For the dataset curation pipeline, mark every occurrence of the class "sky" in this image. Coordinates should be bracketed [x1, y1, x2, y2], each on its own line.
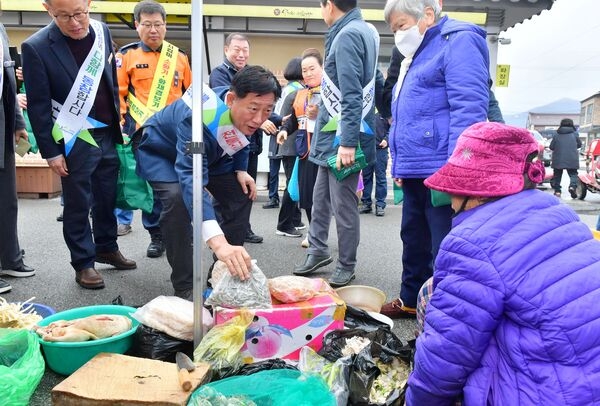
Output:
[495, 0, 600, 114]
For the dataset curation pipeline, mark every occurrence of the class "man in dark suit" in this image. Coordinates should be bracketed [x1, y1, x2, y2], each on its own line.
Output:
[22, 0, 136, 290]
[0, 23, 35, 294]
[135, 66, 281, 299]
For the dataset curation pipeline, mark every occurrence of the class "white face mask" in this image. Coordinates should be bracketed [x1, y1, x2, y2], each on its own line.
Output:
[394, 23, 424, 58]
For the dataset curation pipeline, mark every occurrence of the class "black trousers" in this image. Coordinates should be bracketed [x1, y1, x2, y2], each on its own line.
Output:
[277, 156, 302, 231]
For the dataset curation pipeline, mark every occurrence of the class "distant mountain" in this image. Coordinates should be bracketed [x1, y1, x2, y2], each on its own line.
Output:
[501, 98, 581, 129]
[528, 98, 581, 114]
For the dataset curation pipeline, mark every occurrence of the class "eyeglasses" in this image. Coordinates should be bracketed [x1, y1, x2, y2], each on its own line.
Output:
[140, 22, 166, 29]
[53, 10, 89, 23]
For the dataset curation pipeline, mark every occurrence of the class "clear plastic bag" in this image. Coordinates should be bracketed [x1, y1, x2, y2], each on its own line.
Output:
[269, 276, 321, 303]
[205, 260, 272, 309]
[0, 329, 45, 406]
[193, 310, 254, 380]
[298, 346, 351, 406]
[130, 295, 213, 341]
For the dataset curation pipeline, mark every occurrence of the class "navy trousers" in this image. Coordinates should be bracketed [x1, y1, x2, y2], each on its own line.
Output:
[399, 178, 453, 308]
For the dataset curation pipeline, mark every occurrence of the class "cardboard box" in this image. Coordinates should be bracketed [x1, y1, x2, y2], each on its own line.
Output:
[214, 290, 346, 362]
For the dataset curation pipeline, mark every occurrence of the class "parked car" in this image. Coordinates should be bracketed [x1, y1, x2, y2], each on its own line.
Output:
[530, 130, 552, 167]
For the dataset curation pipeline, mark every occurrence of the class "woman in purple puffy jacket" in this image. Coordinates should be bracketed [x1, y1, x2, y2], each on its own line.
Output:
[407, 122, 600, 406]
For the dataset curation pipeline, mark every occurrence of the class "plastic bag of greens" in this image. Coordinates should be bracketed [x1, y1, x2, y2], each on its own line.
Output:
[0, 329, 45, 406]
[319, 327, 412, 405]
[189, 369, 335, 406]
[193, 310, 253, 380]
[187, 386, 257, 406]
[205, 260, 272, 309]
[298, 346, 351, 406]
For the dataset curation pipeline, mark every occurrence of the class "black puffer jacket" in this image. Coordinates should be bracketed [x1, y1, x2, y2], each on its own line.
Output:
[550, 125, 582, 169]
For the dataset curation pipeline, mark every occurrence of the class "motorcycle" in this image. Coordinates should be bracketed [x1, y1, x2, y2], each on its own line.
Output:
[576, 140, 600, 200]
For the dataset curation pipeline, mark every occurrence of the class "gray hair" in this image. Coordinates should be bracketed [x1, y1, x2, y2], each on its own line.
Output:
[134, 0, 166, 22]
[384, 0, 442, 25]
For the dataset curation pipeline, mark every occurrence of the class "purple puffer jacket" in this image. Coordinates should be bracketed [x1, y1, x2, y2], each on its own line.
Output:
[407, 189, 600, 405]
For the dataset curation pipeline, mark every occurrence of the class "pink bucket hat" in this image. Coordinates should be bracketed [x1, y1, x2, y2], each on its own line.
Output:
[424, 122, 545, 197]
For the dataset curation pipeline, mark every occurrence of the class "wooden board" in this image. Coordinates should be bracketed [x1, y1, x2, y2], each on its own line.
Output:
[52, 353, 210, 406]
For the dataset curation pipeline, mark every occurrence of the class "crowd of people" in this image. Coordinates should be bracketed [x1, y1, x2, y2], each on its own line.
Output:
[2, 0, 599, 403]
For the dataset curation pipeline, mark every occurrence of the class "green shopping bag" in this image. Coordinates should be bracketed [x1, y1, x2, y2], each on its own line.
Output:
[115, 139, 154, 213]
[327, 146, 368, 181]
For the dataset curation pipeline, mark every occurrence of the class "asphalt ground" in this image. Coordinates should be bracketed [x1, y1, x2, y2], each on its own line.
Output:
[8, 169, 600, 405]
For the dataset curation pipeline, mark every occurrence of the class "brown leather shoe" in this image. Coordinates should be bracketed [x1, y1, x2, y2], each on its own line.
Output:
[95, 250, 137, 270]
[75, 268, 105, 289]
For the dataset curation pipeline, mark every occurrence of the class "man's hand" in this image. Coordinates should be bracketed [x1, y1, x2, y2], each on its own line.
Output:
[260, 119, 277, 135]
[47, 156, 69, 177]
[16, 93, 27, 110]
[14, 129, 28, 146]
[236, 171, 257, 200]
[208, 234, 252, 280]
[276, 130, 288, 145]
[336, 145, 356, 170]
[15, 67, 23, 82]
[379, 139, 388, 148]
[394, 178, 403, 187]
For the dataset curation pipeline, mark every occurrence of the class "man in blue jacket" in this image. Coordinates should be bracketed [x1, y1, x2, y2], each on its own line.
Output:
[293, 0, 380, 287]
[135, 66, 281, 300]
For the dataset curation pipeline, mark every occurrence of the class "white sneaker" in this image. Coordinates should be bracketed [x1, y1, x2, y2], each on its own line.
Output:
[117, 224, 132, 236]
[301, 237, 309, 248]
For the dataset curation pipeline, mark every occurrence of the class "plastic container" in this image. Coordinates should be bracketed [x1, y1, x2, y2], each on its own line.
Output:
[31, 303, 56, 318]
[36, 305, 138, 375]
[335, 285, 386, 313]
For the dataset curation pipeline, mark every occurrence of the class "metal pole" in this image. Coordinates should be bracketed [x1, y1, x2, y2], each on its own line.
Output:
[191, 0, 205, 348]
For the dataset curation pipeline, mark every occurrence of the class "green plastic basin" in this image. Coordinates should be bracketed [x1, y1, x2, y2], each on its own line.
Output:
[36, 305, 139, 375]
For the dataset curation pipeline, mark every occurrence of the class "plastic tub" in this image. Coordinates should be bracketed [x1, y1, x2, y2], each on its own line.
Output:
[335, 285, 387, 313]
[31, 303, 56, 318]
[35, 305, 138, 375]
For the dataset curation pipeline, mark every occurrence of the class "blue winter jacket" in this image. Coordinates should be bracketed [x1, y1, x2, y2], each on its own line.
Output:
[390, 16, 489, 178]
[407, 189, 600, 405]
[309, 8, 379, 167]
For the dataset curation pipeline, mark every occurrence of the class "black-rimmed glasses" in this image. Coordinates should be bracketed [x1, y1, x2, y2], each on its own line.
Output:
[53, 10, 89, 23]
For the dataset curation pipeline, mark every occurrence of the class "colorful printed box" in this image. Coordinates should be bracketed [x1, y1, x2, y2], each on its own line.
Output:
[214, 290, 346, 362]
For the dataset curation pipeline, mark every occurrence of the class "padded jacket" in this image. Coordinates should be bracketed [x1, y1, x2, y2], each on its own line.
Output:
[407, 189, 600, 405]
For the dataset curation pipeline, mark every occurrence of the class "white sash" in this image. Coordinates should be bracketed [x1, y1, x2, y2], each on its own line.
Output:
[320, 22, 379, 136]
[182, 84, 249, 157]
[53, 19, 106, 155]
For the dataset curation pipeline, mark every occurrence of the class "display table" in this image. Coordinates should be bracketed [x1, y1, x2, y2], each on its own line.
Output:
[15, 153, 61, 198]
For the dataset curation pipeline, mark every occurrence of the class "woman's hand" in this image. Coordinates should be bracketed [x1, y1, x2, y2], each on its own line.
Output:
[276, 130, 288, 145]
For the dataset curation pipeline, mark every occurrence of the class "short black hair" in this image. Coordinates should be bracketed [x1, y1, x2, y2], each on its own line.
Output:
[283, 57, 303, 82]
[319, 0, 357, 12]
[225, 33, 250, 46]
[134, 0, 166, 22]
[231, 65, 281, 100]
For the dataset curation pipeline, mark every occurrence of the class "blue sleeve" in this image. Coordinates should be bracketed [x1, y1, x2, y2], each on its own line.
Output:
[232, 145, 250, 172]
[444, 31, 490, 157]
[407, 237, 504, 404]
[208, 66, 232, 89]
[174, 119, 216, 222]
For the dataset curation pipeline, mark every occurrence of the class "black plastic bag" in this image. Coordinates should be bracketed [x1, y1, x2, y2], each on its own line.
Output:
[130, 324, 193, 363]
[344, 305, 392, 331]
[319, 327, 412, 406]
[237, 358, 297, 375]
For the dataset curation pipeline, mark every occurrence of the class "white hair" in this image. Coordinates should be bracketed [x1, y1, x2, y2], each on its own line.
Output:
[384, 0, 442, 24]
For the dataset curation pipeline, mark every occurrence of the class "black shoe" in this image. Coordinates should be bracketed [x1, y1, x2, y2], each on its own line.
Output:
[147, 235, 165, 258]
[328, 268, 356, 287]
[56, 211, 63, 222]
[262, 198, 280, 209]
[375, 206, 385, 217]
[0, 278, 12, 294]
[568, 187, 577, 199]
[174, 288, 193, 301]
[359, 205, 372, 214]
[1, 264, 35, 278]
[276, 228, 302, 238]
[245, 231, 264, 244]
[293, 254, 333, 276]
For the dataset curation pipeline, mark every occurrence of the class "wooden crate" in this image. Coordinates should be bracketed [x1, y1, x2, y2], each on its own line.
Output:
[15, 153, 62, 197]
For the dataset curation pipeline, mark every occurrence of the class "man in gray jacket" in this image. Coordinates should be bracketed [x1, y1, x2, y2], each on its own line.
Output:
[293, 0, 379, 287]
[0, 23, 35, 293]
